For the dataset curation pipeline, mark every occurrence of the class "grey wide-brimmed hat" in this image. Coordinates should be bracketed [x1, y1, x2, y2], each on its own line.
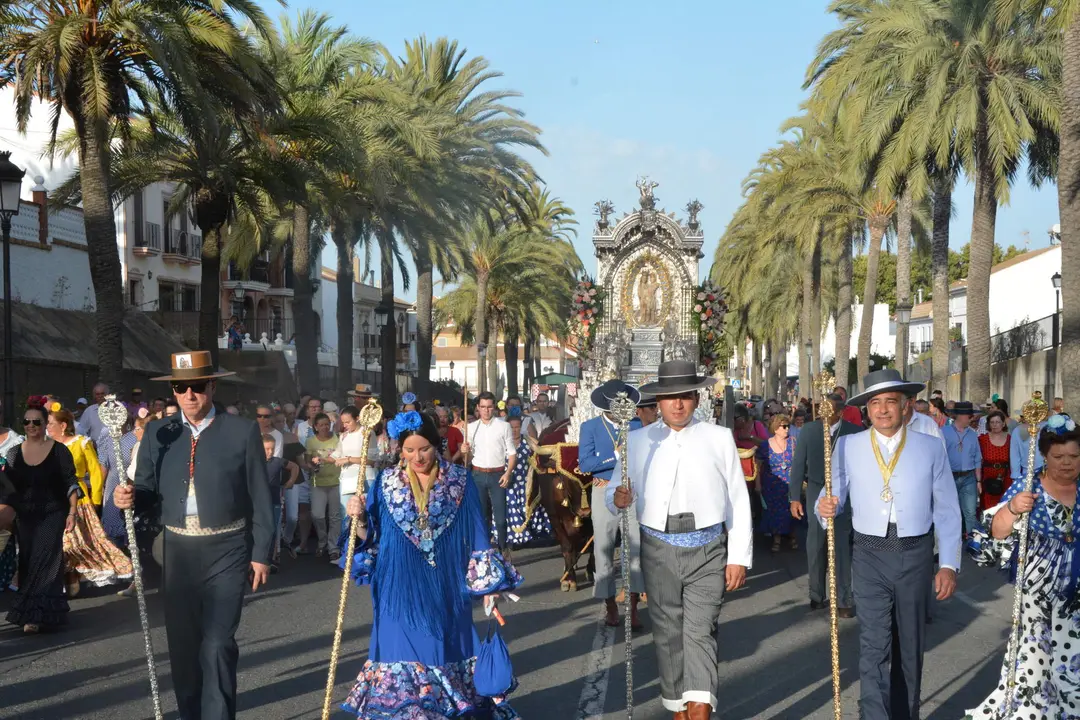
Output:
[590, 379, 641, 411]
[638, 360, 718, 396]
[847, 368, 925, 406]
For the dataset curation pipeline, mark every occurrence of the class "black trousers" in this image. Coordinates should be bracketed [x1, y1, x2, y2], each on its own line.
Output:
[852, 528, 934, 720]
[805, 483, 854, 607]
[164, 529, 250, 720]
[472, 470, 507, 549]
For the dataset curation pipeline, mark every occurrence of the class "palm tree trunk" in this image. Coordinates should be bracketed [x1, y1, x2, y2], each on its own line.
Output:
[292, 205, 320, 395]
[522, 330, 534, 390]
[197, 225, 223, 369]
[764, 338, 774, 399]
[968, 136, 997, 404]
[505, 332, 519, 397]
[533, 337, 541, 381]
[857, 219, 887, 381]
[475, 270, 490, 392]
[932, 179, 952, 396]
[751, 339, 763, 397]
[811, 241, 823, 396]
[1060, 17, 1080, 396]
[78, 134, 126, 389]
[776, 330, 787, 401]
[894, 188, 913, 371]
[379, 230, 398, 410]
[415, 255, 434, 386]
[800, 261, 813, 401]
[334, 222, 355, 402]
[835, 230, 854, 393]
[487, 322, 500, 396]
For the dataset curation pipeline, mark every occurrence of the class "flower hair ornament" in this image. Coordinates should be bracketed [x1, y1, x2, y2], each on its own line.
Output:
[137, 407, 150, 420]
[1046, 413, 1076, 434]
[497, 400, 506, 411]
[48, 401, 62, 413]
[401, 392, 417, 406]
[507, 405, 523, 418]
[26, 395, 48, 409]
[387, 410, 423, 440]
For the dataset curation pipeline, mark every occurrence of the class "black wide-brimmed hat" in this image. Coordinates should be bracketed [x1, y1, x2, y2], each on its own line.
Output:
[638, 360, 717, 397]
[847, 368, 925, 407]
[948, 401, 977, 416]
[637, 393, 657, 408]
[590, 379, 641, 411]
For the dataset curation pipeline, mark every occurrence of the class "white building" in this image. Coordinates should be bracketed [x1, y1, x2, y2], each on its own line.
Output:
[315, 264, 417, 374]
[777, 302, 897, 377]
[905, 245, 1061, 355]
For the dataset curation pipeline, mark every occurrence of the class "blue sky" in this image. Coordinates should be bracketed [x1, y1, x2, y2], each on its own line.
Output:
[282, 0, 1061, 299]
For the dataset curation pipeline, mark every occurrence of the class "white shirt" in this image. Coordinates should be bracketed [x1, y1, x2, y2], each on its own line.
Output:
[606, 420, 754, 568]
[466, 418, 516, 469]
[267, 428, 283, 458]
[332, 429, 372, 495]
[874, 430, 903, 524]
[908, 411, 945, 448]
[181, 408, 216, 516]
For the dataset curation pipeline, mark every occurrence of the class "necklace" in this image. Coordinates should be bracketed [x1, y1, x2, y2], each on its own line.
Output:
[870, 425, 907, 503]
[407, 464, 436, 531]
[602, 415, 622, 450]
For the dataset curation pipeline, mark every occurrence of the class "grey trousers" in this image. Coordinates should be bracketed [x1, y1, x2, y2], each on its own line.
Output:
[640, 514, 727, 712]
[590, 483, 643, 598]
[806, 483, 854, 607]
[473, 470, 508, 550]
[852, 528, 934, 720]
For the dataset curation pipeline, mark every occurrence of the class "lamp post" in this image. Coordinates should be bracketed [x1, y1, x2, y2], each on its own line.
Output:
[374, 304, 388, 394]
[0, 152, 25, 429]
[362, 319, 370, 377]
[1052, 272, 1062, 348]
[449, 360, 455, 384]
[896, 300, 913, 371]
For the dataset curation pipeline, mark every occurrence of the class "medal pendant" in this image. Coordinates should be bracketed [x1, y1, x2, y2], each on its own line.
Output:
[421, 527, 433, 542]
[880, 487, 893, 503]
[417, 515, 428, 531]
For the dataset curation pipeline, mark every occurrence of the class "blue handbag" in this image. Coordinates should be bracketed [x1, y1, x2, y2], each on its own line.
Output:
[474, 619, 514, 697]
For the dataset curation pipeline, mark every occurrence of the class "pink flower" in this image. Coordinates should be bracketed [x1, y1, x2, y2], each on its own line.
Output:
[694, 304, 702, 313]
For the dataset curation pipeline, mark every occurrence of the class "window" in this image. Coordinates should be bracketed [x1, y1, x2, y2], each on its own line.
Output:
[181, 285, 199, 312]
[129, 279, 142, 307]
[437, 337, 448, 347]
[159, 282, 178, 312]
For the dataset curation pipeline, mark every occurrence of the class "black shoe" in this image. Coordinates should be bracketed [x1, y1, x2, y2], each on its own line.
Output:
[270, 563, 279, 575]
[837, 607, 856, 619]
[809, 600, 826, 611]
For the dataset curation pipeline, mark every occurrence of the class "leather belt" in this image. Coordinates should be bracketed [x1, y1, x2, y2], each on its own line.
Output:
[952, 469, 977, 477]
[472, 465, 504, 473]
[166, 516, 247, 537]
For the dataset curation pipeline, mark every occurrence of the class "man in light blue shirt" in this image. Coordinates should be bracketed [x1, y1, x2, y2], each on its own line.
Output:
[817, 369, 961, 720]
[942, 402, 982, 538]
[1011, 419, 1046, 483]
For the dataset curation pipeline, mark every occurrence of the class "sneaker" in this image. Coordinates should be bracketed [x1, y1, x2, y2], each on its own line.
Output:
[329, 549, 341, 563]
[315, 547, 325, 558]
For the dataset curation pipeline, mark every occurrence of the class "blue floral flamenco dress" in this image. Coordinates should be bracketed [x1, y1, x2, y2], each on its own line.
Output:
[965, 473, 1080, 719]
[502, 438, 552, 547]
[338, 459, 524, 719]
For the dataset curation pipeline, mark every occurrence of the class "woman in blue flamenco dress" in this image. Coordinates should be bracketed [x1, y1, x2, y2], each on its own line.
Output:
[965, 415, 1080, 719]
[340, 410, 523, 719]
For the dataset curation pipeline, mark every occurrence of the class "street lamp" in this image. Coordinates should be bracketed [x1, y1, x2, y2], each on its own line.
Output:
[0, 152, 25, 428]
[896, 299, 913, 370]
[362, 319, 370, 375]
[1052, 272, 1063, 347]
[449, 359, 455, 383]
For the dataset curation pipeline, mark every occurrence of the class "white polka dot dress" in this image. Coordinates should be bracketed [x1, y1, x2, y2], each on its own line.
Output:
[965, 485, 1080, 719]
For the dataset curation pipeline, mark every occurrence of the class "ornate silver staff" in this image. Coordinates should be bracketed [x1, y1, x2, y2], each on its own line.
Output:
[609, 390, 639, 719]
[99, 395, 162, 720]
[1004, 393, 1049, 709]
[814, 371, 841, 720]
[322, 399, 383, 720]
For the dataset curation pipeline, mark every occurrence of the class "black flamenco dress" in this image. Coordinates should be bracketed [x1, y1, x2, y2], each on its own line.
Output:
[2, 442, 79, 628]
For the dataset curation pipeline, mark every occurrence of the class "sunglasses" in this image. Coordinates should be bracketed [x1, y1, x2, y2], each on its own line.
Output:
[256, 413, 272, 419]
[23, 418, 43, 426]
[171, 381, 209, 395]
[780, 424, 790, 429]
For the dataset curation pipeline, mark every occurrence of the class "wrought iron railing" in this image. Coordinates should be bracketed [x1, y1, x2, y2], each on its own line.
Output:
[990, 313, 1057, 364]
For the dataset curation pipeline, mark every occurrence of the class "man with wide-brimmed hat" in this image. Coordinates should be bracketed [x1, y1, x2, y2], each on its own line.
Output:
[346, 383, 373, 409]
[578, 379, 645, 629]
[609, 360, 752, 720]
[817, 368, 962, 720]
[636, 392, 659, 427]
[114, 350, 273, 720]
[943, 401, 982, 540]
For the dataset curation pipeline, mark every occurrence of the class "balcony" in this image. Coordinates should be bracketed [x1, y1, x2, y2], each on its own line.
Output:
[223, 261, 270, 293]
[134, 222, 163, 257]
[163, 229, 201, 265]
[249, 316, 295, 344]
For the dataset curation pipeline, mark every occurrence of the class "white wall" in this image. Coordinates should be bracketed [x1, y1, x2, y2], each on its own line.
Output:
[989, 246, 1061, 333]
[784, 302, 896, 375]
[0, 200, 95, 310]
[120, 183, 204, 310]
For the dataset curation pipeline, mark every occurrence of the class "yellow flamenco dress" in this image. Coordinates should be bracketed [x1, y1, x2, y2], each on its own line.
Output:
[61, 435, 132, 587]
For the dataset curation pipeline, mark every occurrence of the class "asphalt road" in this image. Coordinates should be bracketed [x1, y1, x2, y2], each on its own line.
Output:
[0, 533, 1017, 720]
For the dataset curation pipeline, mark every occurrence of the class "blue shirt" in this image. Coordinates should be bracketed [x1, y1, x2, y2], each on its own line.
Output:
[181, 407, 216, 516]
[942, 424, 980, 472]
[1010, 422, 1046, 481]
[578, 414, 642, 481]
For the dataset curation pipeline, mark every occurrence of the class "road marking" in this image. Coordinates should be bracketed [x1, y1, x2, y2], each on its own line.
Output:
[576, 616, 616, 720]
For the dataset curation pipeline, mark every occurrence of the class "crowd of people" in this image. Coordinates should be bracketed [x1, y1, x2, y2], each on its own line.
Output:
[0, 349, 1076, 720]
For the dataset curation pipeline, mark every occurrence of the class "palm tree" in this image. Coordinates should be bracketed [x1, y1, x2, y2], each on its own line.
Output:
[996, 0, 1079, 395]
[381, 37, 544, 388]
[814, 0, 1059, 400]
[0, 0, 275, 386]
[256, 11, 378, 395]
